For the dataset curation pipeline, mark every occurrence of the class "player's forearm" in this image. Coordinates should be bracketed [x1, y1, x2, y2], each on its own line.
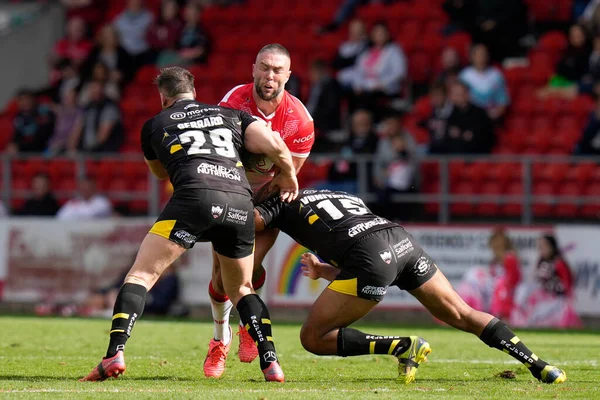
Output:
[317, 264, 341, 282]
[263, 137, 296, 177]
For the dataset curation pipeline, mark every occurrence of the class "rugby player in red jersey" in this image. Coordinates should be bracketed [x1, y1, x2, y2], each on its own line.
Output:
[203, 43, 314, 378]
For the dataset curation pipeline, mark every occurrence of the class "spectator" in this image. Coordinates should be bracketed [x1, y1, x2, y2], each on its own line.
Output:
[581, 0, 600, 36]
[47, 88, 84, 156]
[113, 0, 153, 67]
[575, 97, 600, 154]
[327, 109, 378, 191]
[50, 16, 93, 74]
[78, 61, 121, 105]
[17, 173, 60, 217]
[473, 0, 528, 62]
[0, 201, 6, 217]
[420, 82, 453, 149]
[60, 0, 104, 31]
[373, 114, 417, 220]
[307, 59, 343, 143]
[538, 24, 592, 100]
[51, 59, 81, 104]
[76, 266, 180, 317]
[6, 90, 55, 154]
[351, 22, 407, 115]
[147, 0, 184, 67]
[442, 0, 477, 36]
[457, 228, 521, 320]
[459, 44, 510, 122]
[333, 19, 369, 90]
[79, 25, 133, 90]
[318, 0, 397, 34]
[435, 46, 463, 84]
[177, 3, 211, 65]
[510, 235, 582, 328]
[56, 176, 112, 220]
[579, 35, 600, 96]
[67, 80, 124, 153]
[429, 81, 494, 154]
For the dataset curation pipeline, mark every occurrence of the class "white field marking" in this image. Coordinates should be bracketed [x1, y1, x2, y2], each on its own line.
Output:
[287, 354, 598, 366]
[2, 388, 397, 394]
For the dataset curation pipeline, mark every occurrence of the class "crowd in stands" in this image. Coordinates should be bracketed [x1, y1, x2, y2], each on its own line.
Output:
[2, 0, 600, 220]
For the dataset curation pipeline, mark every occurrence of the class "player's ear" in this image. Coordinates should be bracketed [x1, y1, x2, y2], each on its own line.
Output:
[251, 63, 256, 78]
[192, 87, 197, 99]
[159, 93, 167, 109]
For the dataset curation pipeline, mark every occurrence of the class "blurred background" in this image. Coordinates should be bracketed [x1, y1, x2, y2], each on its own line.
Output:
[0, 0, 598, 329]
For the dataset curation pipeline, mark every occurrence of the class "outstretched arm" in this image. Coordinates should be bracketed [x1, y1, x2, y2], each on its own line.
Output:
[301, 253, 341, 282]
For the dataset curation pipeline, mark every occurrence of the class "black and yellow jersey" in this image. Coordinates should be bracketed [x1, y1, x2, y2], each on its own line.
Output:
[256, 189, 398, 265]
[141, 99, 256, 196]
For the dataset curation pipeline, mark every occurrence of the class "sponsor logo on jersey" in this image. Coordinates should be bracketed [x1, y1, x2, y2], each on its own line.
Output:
[177, 116, 223, 130]
[211, 203, 224, 218]
[170, 112, 186, 120]
[173, 230, 197, 244]
[392, 238, 414, 258]
[379, 250, 392, 264]
[225, 207, 248, 225]
[361, 285, 388, 296]
[413, 256, 430, 276]
[184, 103, 199, 109]
[348, 217, 390, 237]
[197, 163, 241, 181]
[293, 133, 314, 144]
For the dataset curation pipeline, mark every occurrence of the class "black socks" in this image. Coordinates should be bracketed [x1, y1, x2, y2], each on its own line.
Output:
[337, 327, 411, 357]
[479, 318, 549, 378]
[236, 294, 277, 370]
[106, 283, 147, 358]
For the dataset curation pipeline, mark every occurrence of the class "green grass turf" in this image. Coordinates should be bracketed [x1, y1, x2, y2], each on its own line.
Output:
[0, 316, 597, 399]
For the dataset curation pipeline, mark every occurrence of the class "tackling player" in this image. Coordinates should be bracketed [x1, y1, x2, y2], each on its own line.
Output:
[204, 43, 315, 378]
[254, 189, 567, 384]
[80, 67, 299, 383]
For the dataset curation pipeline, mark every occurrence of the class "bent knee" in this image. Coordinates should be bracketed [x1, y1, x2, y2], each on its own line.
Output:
[299, 325, 324, 355]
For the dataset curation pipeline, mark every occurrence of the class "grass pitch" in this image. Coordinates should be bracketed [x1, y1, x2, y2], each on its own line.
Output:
[0, 316, 598, 399]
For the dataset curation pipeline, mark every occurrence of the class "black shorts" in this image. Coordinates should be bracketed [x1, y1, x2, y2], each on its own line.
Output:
[328, 227, 437, 301]
[149, 189, 254, 259]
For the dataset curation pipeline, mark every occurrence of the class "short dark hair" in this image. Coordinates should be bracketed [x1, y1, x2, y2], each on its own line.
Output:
[257, 43, 290, 59]
[154, 66, 195, 98]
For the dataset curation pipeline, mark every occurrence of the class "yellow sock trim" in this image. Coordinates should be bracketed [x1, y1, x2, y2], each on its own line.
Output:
[388, 339, 400, 355]
[261, 318, 271, 325]
[245, 324, 250, 331]
[510, 336, 520, 344]
[266, 336, 273, 342]
[109, 329, 125, 334]
[112, 313, 129, 321]
[369, 341, 376, 354]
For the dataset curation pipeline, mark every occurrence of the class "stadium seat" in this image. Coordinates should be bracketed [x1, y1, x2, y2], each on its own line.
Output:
[533, 182, 555, 217]
[566, 162, 596, 185]
[451, 181, 474, 216]
[555, 182, 580, 218]
[580, 183, 600, 218]
[538, 31, 568, 53]
[502, 182, 524, 217]
[475, 182, 503, 216]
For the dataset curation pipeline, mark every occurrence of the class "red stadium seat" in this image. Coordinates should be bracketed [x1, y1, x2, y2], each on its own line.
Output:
[475, 182, 503, 216]
[451, 181, 474, 216]
[566, 162, 596, 185]
[580, 183, 600, 218]
[555, 182, 580, 218]
[538, 31, 568, 53]
[502, 182, 524, 216]
[533, 182, 555, 217]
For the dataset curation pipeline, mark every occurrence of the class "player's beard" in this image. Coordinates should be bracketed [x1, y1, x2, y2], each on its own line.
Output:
[255, 79, 283, 101]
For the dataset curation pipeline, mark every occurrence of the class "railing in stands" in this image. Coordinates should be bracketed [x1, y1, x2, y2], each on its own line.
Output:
[1, 154, 598, 224]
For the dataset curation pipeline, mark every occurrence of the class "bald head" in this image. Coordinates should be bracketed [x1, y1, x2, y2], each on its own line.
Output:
[253, 44, 291, 101]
